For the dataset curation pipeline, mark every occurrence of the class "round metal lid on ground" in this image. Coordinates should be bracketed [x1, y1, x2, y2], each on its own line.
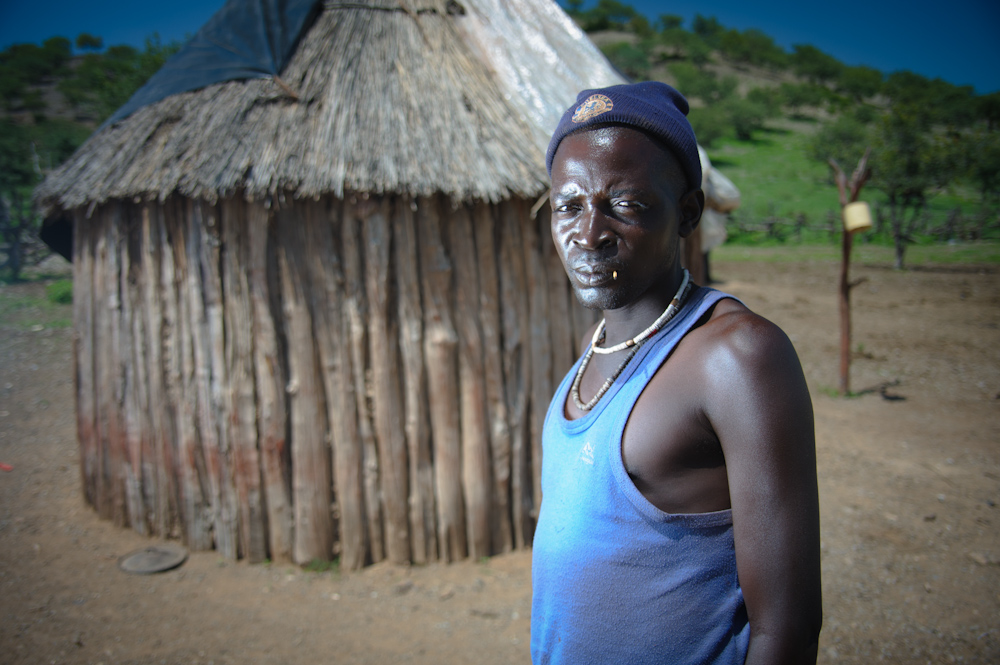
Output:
[118, 543, 188, 575]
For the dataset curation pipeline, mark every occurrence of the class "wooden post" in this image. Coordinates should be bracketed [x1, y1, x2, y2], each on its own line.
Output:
[106, 205, 128, 528]
[418, 196, 466, 562]
[137, 205, 172, 536]
[248, 202, 293, 563]
[221, 199, 267, 561]
[362, 196, 412, 565]
[392, 196, 436, 564]
[523, 207, 552, 527]
[830, 149, 871, 397]
[187, 201, 224, 553]
[120, 206, 148, 535]
[277, 207, 333, 565]
[92, 209, 113, 521]
[73, 210, 98, 510]
[153, 206, 182, 537]
[472, 203, 513, 554]
[498, 200, 532, 549]
[194, 201, 240, 558]
[449, 204, 492, 559]
[164, 201, 212, 550]
[309, 198, 368, 570]
[343, 198, 384, 563]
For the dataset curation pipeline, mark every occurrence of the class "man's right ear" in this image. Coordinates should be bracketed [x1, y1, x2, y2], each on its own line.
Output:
[678, 189, 704, 239]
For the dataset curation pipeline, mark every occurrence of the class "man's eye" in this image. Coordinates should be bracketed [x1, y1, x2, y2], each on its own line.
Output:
[615, 200, 642, 209]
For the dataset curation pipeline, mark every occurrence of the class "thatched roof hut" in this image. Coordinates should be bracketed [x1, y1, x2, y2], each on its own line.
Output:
[36, 0, 624, 568]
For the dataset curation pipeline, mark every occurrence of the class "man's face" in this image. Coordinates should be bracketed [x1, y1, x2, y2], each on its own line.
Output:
[549, 126, 702, 311]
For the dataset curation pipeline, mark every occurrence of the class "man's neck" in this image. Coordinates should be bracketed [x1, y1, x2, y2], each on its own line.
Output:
[601, 270, 689, 348]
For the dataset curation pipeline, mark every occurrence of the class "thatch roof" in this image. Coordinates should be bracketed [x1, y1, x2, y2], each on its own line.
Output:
[36, 0, 623, 215]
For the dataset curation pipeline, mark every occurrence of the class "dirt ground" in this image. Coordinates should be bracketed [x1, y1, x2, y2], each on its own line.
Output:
[1, 252, 998, 665]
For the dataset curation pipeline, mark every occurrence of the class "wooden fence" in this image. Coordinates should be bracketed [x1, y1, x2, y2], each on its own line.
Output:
[71, 193, 597, 568]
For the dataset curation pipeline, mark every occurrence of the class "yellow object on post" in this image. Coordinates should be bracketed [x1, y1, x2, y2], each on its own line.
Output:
[843, 201, 873, 234]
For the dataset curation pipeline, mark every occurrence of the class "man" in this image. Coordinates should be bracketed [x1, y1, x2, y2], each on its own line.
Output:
[531, 82, 822, 664]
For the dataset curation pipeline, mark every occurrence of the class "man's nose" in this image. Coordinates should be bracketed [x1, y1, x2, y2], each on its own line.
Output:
[574, 207, 614, 250]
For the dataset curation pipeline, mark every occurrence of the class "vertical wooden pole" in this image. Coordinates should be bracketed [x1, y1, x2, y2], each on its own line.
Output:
[829, 151, 871, 397]
[417, 196, 466, 562]
[180, 201, 217, 547]
[221, 199, 267, 561]
[838, 228, 853, 396]
[498, 200, 532, 549]
[72, 210, 98, 510]
[106, 205, 128, 527]
[195, 201, 239, 558]
[92, 209, 113, 520]
[362, 197, 411, 564]
[472, 203, 512, 554]
[523, 206, 552, 527]
[342, 198, 384, 563]
[449, 203, 492, 559]
[309, 198, 368, 570]
[247, 202, 293, 563]
[277, 205, 333, 565]
[155, 206, 182, 537]
[186, 201, 222, 552]
[120, 205, 148, 535]
[392, 196, 435, 564]
[164, 202, 212, 550]
[139, 205, 166, 534]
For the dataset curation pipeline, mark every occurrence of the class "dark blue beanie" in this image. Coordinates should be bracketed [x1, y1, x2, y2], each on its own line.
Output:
[546, 81, 702, 191]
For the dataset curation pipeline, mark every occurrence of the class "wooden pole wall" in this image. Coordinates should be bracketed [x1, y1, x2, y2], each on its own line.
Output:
[72, 194, 595, 567]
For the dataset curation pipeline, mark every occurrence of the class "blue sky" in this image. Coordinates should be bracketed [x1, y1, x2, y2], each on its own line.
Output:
[1, 0, 998, 94]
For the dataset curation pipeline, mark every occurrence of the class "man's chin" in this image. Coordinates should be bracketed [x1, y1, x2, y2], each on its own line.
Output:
[571, 285, 626, 312]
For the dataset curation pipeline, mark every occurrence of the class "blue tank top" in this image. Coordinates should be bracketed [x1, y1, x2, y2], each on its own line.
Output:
[531, 286, 751, 665]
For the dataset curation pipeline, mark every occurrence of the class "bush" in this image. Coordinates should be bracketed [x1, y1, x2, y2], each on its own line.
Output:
[688, 106, 728, 147]
[669, 62, 736, 105]
[46, 279, 73, 304]
[600, 41, 651, 81]
[726, 98, 768, 141]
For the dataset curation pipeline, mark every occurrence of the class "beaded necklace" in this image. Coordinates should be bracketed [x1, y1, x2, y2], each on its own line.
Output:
[570, 269, 693, 412]
[591, 269, 690, 354]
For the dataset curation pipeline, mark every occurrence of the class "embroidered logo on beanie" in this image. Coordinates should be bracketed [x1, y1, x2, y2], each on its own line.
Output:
[572, 94, 614, 123]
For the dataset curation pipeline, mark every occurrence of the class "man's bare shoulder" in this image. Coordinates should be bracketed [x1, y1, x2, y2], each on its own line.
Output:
[688, 296, 800, 379]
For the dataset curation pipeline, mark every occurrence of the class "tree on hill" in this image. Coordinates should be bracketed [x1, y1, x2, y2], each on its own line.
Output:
[718, 28, 788, 69]
[657, 14, 683, 30]
[870, 109, 938, 268]
[75, 33, 104, 51]
[691, 14, 725, 48]
[837, 65, 883, 102]
[791, 44, 843, 84]
[601, 41, 651, 80]
[883, 70, 978, 128]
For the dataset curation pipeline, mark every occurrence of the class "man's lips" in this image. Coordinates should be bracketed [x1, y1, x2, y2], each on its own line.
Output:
[570, 264, 618, 287]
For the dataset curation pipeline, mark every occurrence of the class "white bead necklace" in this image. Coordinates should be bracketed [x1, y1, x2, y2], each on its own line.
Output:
[591, 269, 691, 354]
[571, 270, 693, 412]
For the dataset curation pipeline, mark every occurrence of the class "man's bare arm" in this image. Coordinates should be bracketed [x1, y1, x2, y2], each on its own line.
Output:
[705, 311, 822, 664]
